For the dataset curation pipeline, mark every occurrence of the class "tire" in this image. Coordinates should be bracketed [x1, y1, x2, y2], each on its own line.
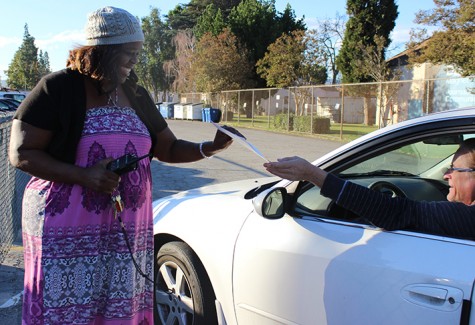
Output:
[154, 242, 217, 325]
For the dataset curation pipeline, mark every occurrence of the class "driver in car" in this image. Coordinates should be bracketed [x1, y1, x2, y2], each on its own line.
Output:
[264, 138, 475, 240]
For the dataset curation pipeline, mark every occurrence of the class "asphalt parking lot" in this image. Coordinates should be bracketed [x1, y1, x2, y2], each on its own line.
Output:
[0, 119, 342, 324]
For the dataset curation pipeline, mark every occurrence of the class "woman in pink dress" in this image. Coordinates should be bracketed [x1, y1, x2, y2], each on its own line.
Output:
[9, 7, 234, 324]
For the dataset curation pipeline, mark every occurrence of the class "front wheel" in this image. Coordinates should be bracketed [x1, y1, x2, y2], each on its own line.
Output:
[154, 242, 217, 325]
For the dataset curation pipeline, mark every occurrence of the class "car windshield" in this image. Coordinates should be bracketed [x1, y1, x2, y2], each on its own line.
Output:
[340, 138, 460, 177]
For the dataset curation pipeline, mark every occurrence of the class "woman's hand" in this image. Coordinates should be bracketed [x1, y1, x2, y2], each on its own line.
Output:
[82, 158, 121, 194]
[211, 125, 244, 151]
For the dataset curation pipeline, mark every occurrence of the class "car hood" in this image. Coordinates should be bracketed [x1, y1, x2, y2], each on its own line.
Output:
[152, 176, 281, 229]
[152, 176, 281, 257]
[153, 176, 280, 208]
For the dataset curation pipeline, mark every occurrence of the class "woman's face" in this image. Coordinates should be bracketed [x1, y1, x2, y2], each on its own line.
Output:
[116, 41, 143, 83]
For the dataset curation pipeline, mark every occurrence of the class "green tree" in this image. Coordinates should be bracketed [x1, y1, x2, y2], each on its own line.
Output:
[227, 0, 278, 70]
[228, 0, 306, 88]
[408, 0, 475, 77]
[256, 30, 326, 88]
[135, 8, 174, 102]
[275, 4, 307, 36]
[166, 3, 196, 31]
[192, 28, 254, 93]
[167, 0, 240, 31]
[256, 30, 306, 88]
[38, 50, 51, 77]
[336, 0, 398, 83]
[194, 4, 227, 39]
[165, 0, 305, 89]
[6, 24, 50, 90]
[211, 0, 242, 16]
[256, 30, 327, 116]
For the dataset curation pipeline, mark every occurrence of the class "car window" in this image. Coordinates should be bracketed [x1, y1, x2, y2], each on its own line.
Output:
[340, 138, 459, 176]
[295, 185, 331, 215]
[293, 132, 474, 228]
[3, 93, 26, 101]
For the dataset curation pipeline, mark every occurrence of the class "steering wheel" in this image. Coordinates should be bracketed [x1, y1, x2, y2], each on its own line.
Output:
[369, 181, 407, 198]
[327, 180, 406, 220]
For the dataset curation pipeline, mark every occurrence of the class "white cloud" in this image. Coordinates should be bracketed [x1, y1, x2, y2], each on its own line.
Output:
[36, 30, 84, 49]
[0, 36, 21, 48]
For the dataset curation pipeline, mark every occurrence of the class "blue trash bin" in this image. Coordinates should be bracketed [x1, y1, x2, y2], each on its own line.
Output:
[209, 108, 222, 123]
[202, 107, 211, 122]
[206, 108, 212, 122]
[201, 108, 207, 122]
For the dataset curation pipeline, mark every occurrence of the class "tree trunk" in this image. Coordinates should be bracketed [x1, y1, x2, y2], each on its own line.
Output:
[363, 96, 375, 125]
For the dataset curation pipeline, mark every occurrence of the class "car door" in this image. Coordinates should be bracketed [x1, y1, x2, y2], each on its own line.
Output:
[232, 121, 475, 325]
[232, 211, 475, 325]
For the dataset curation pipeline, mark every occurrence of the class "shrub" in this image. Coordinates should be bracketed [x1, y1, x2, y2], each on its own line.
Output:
[293, 116, 330, 134]
[311, 117, 331, 134]
[274, 113, 294, 131]
[293, 116, 312, 133]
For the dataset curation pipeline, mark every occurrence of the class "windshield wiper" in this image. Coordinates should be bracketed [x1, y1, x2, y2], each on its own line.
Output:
[341, 170, 416, 177]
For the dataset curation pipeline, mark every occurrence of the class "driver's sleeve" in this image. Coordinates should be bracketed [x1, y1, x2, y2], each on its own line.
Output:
[319, 173, 475, 240]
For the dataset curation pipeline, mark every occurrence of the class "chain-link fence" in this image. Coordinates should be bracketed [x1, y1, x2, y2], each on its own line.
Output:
[0, 114, 30, 264]
[180, 76, 475, 139]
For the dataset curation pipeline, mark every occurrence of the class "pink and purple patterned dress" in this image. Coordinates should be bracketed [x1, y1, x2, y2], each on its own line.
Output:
[22, 105, 154, 324]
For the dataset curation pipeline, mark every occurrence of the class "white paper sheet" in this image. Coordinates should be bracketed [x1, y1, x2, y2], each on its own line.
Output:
[211, 122, 270, 162]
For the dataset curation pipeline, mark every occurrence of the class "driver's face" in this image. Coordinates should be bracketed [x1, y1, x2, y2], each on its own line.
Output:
[444, 152, 475, 205]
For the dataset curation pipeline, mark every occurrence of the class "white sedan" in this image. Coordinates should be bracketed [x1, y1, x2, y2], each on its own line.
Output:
[153, 107, 475, 325]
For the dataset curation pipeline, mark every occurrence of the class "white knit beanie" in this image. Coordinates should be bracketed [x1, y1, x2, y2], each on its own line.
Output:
[85, 6, 144, 45]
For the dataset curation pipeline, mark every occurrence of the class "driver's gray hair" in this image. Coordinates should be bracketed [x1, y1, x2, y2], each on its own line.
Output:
[456, 138, 475, 167]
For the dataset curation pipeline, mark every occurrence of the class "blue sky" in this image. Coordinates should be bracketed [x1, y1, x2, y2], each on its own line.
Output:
[0, 0, 436, 82]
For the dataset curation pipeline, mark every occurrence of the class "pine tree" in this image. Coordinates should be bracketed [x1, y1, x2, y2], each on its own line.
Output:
[38, 50, 51, 77]
[194, 4, 226, 39]
[336, 0, 398, 83]
[6, 24, 50, 90]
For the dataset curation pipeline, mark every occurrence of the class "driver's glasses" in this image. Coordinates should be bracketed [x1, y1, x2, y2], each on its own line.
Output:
[444, 165, 475, 174]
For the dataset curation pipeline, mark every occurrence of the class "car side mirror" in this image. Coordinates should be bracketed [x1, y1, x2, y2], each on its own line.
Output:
[253, 187, 287, 219]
